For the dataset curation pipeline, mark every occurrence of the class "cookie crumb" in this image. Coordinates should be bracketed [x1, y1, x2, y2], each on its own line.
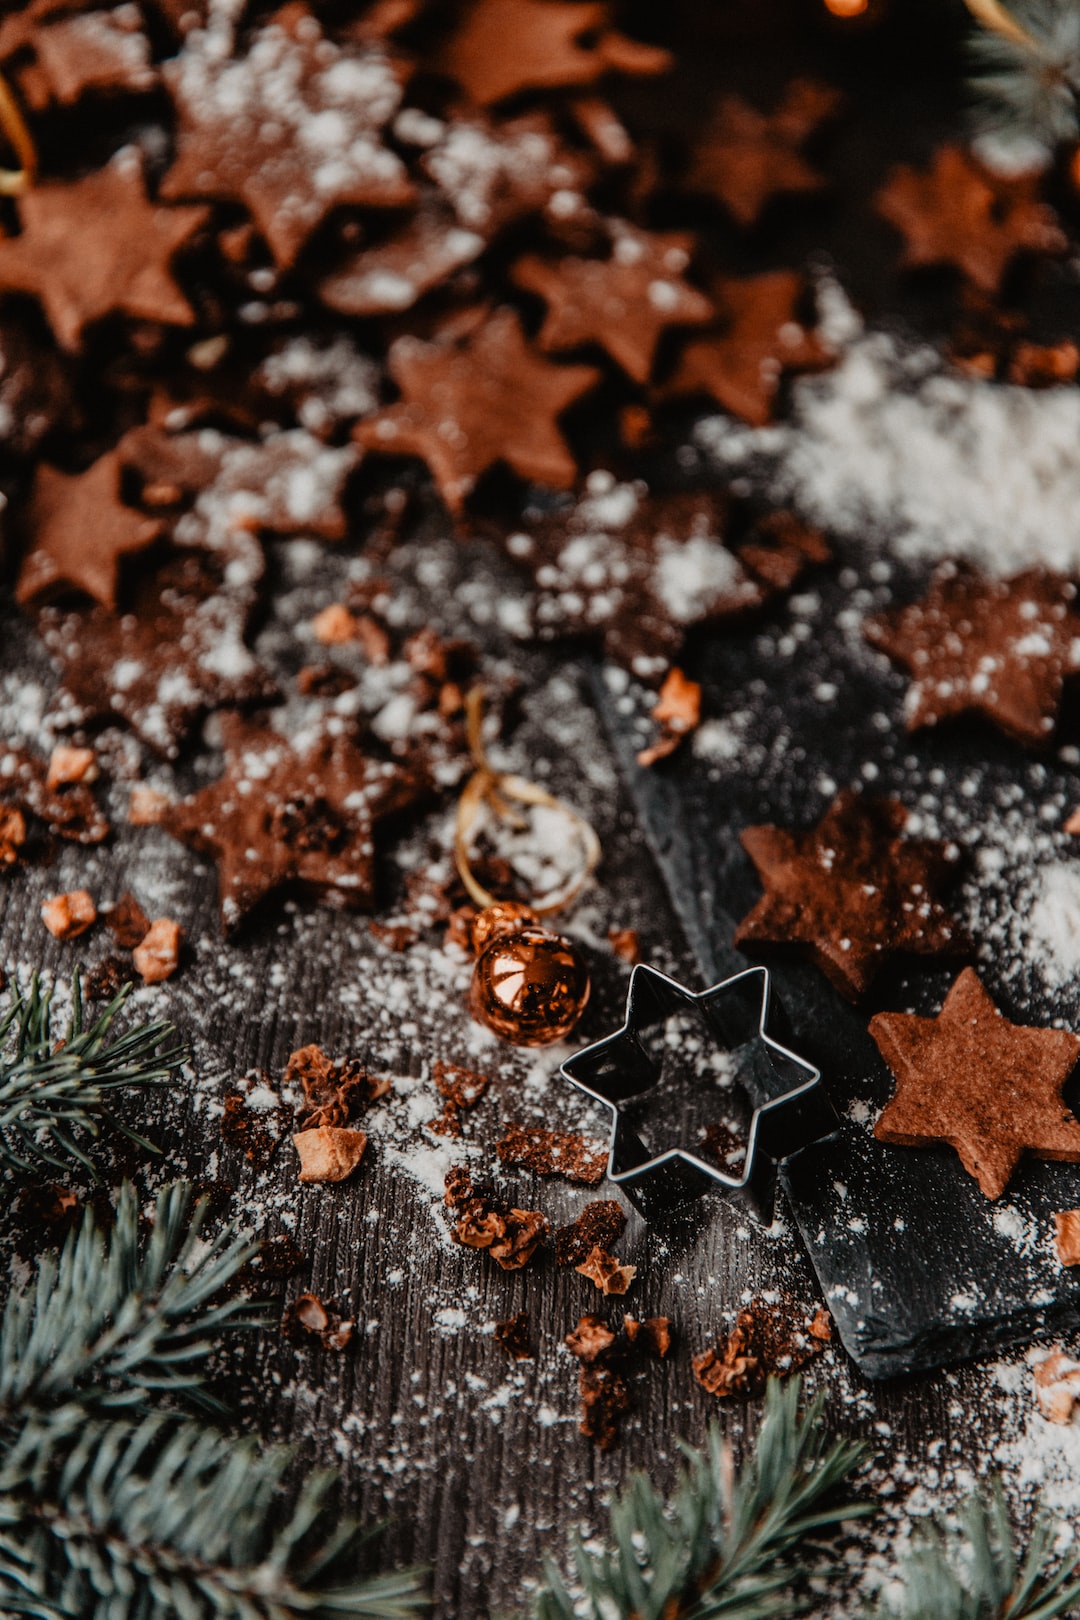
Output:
[42, 889, 96, 939]
[293, 1125, 367, 1183]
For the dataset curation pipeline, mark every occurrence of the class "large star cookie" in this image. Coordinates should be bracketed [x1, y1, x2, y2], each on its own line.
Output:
[871, 967, 1080, 1199]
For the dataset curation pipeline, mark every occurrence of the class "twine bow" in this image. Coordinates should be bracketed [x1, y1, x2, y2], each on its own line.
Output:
[0, 72, 36, 197]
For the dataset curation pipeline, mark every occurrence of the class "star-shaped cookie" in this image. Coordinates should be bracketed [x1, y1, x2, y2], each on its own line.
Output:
[0, 146, 208, 351]
[684, 79, 842, 228]
[561, 962, 835, 1221]
[871, 967, 1080, 1199]
[16, 449, 164, 610]
[160, 715, 428, 933]
[162, 5, 414, 268]
[735, 790, 963, 1001]
[512, 223, 713, 385]
[354, 306, 599, 512]
[875, 145, 1065, 295]
[663, 270, 832, 426]
[438, 0, 671, 108]
[864, 563, 1080, 748]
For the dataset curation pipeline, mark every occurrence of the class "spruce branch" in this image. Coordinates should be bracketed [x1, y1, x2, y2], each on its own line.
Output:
[0, 973, 185, 1176]
[868, 1478, 1080, 1620]
[0, 1181, 260, 1426]
[0, 1411, 428, 1619]
[533, 1376, 871, 1620]
[964, 0, 1080, 149]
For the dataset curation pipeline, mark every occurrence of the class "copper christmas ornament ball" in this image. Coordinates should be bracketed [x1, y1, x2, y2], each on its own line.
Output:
[468, 924, 590, 1046]
[470, 899, 539, 955]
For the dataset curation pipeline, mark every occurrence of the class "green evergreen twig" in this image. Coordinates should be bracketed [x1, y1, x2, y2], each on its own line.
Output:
[0, 973, 185, 1176]
[868, 1478, 1080, 1620]
[533, 1376, 871, 1620]
[964, 0, 1080, 149]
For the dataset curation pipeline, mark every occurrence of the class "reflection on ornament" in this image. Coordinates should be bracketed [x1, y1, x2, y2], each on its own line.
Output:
[469, 907, 590, 1046]
[824, 0, 868, 15]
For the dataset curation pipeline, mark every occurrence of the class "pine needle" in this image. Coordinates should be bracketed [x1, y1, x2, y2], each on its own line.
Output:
[0, 973, 186, 1177]
[533, 1376, 871, 1620]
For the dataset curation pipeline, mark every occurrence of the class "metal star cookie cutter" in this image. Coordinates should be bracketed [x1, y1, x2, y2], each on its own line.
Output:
[560, 964, 836, 1222]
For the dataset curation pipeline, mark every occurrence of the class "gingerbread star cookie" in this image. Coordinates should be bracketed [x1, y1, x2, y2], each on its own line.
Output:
[16, 449, 164, 610]
[0, 3, 157, 109]
[354, 306, 599, 512]
[319, 203, 484, 318]
[0, 147, 208, 352]
[438, 0, 671, 108]
[160, 715, 428, 933]
[875, 145, 1066, 295]
[513, 223, 712, 385]
[663, 270, 832, 426]
[162, 4, 414, 268]
[864, 563, 1080, 748]
[871, 968, 1080, 1199]
[684, 79, 842, 228]
[735, 790, 963, 1001]
[420, 111, 593, 239]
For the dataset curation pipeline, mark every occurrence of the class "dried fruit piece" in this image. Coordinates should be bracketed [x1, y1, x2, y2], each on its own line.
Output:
[42, 889, 97, 939]
[132, 918, 182, 983]
[576, 1245, 636, 1295]
[293, 1125, 368, 1183]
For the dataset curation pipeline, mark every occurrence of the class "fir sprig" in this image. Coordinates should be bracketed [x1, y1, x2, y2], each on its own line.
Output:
[0, 1181, 259, 1425]
[0, 1413, 427, 1619]
[869, 1479, 1080, 1620]
[533, 1376, 871, 1620]
[0, 973, 185, 1176]
[964, 0, 1080, 149]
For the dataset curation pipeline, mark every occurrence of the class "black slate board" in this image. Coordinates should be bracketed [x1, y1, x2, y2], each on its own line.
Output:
[589, 548, 1080, 1380]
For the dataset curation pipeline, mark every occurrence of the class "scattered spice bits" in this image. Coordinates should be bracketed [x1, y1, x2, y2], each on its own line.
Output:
[0, 807, 27, 867]
[311, 603, 359, 645]
[736, 790, 963, 1001]
[608, 928, 640, 964]
[221, 1091, 280, 1170]
[44, 745, 97, 791]
[565, 1311, 671, 1449]
[871, 968, 1080, 1200]
[576, 1245, 636, 1295]
[242, 1233, 306, 1286]
[285, 1043, 388, 1131]
[1054, 1209, 1080, 1266]
[494, 1311, 534, 1360]
[128, 785, 171, 826]
[283, 1292, 355, 1352]
[875, 145, 1066, 296]
[496, 1123, 607, 1185]
[555, 1200, 627, 1267]
[82, 956, 129, 1002]
[293, 1125, 368, 1184]
[693, 1301, 831, 1400]
[1033, 1349, 1080, 1424]
[132, 918, 182, 984]
[636, 667, 702, 766]
[444, 1167, 549, 1270]
[1, 743, 110, 845]
[427, 1057, 489, 1136]
[41, 889, 97, 940]
[103, 892, 151, 949]
[864, 564, 1080, 748]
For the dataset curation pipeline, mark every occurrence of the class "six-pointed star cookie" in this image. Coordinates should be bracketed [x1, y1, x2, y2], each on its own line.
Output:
[871, 967, 1080, 1199]
[160, 715, 428, 933]
[735, 790, 963, 1001]
[354, 306, 599, 512]
[16, 449, 164, 611]
[662, 269, 832, 425]
[0, 146, 208, 351]
[513, 223, 713, 385]
[864, 563, 1080, 748]
[561, 962, 834, 1221]
[684, 78, 841, 228]
[162, 5, 414, 268]
[875, 145, 1066, 295]
[438, 0, 670, 107]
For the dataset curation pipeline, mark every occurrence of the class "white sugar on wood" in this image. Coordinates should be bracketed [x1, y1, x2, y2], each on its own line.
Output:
[697, 281, 1080, 575]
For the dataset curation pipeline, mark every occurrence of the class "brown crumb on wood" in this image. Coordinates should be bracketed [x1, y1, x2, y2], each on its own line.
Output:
[565, 1314, 616, 1364]
[311, 603, 358, 644]
[608, 926, 641, 964]
[636, 667, 702, 766]
[293, 1125, 367, 1183]
[133, 917, 182, 983]
[103, 891, 151, 948]
[0, 806, 27, 866]
[444, 1168, 549, 1269]
[45, 745, 98, 791]
[494, 1311, 534, 1359]
[286, 1043, 388, 1129]
[82, 955, 129, 1001]
[625, 1315, 673, 1358]
[576, 1245, 637, 1295]
[555, 1200, 627, 1267]
[221, 1092, 277, 1169]
[1066, 807, 1080, 836]
[427, 1057, 489, 1135]
[128, 784, 172, 825]
[496, 1123, 607, 1185]
[1055, 1209, 1080, 1266]
[564, 1313, 665, 1450]
[42, 889, 96, 939]
[1034, 1349, 1080, 1423]
[241, 1232, 305, 1285]
[693, 1299, 829, 1399]
[282, 1291, 354, 1351]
